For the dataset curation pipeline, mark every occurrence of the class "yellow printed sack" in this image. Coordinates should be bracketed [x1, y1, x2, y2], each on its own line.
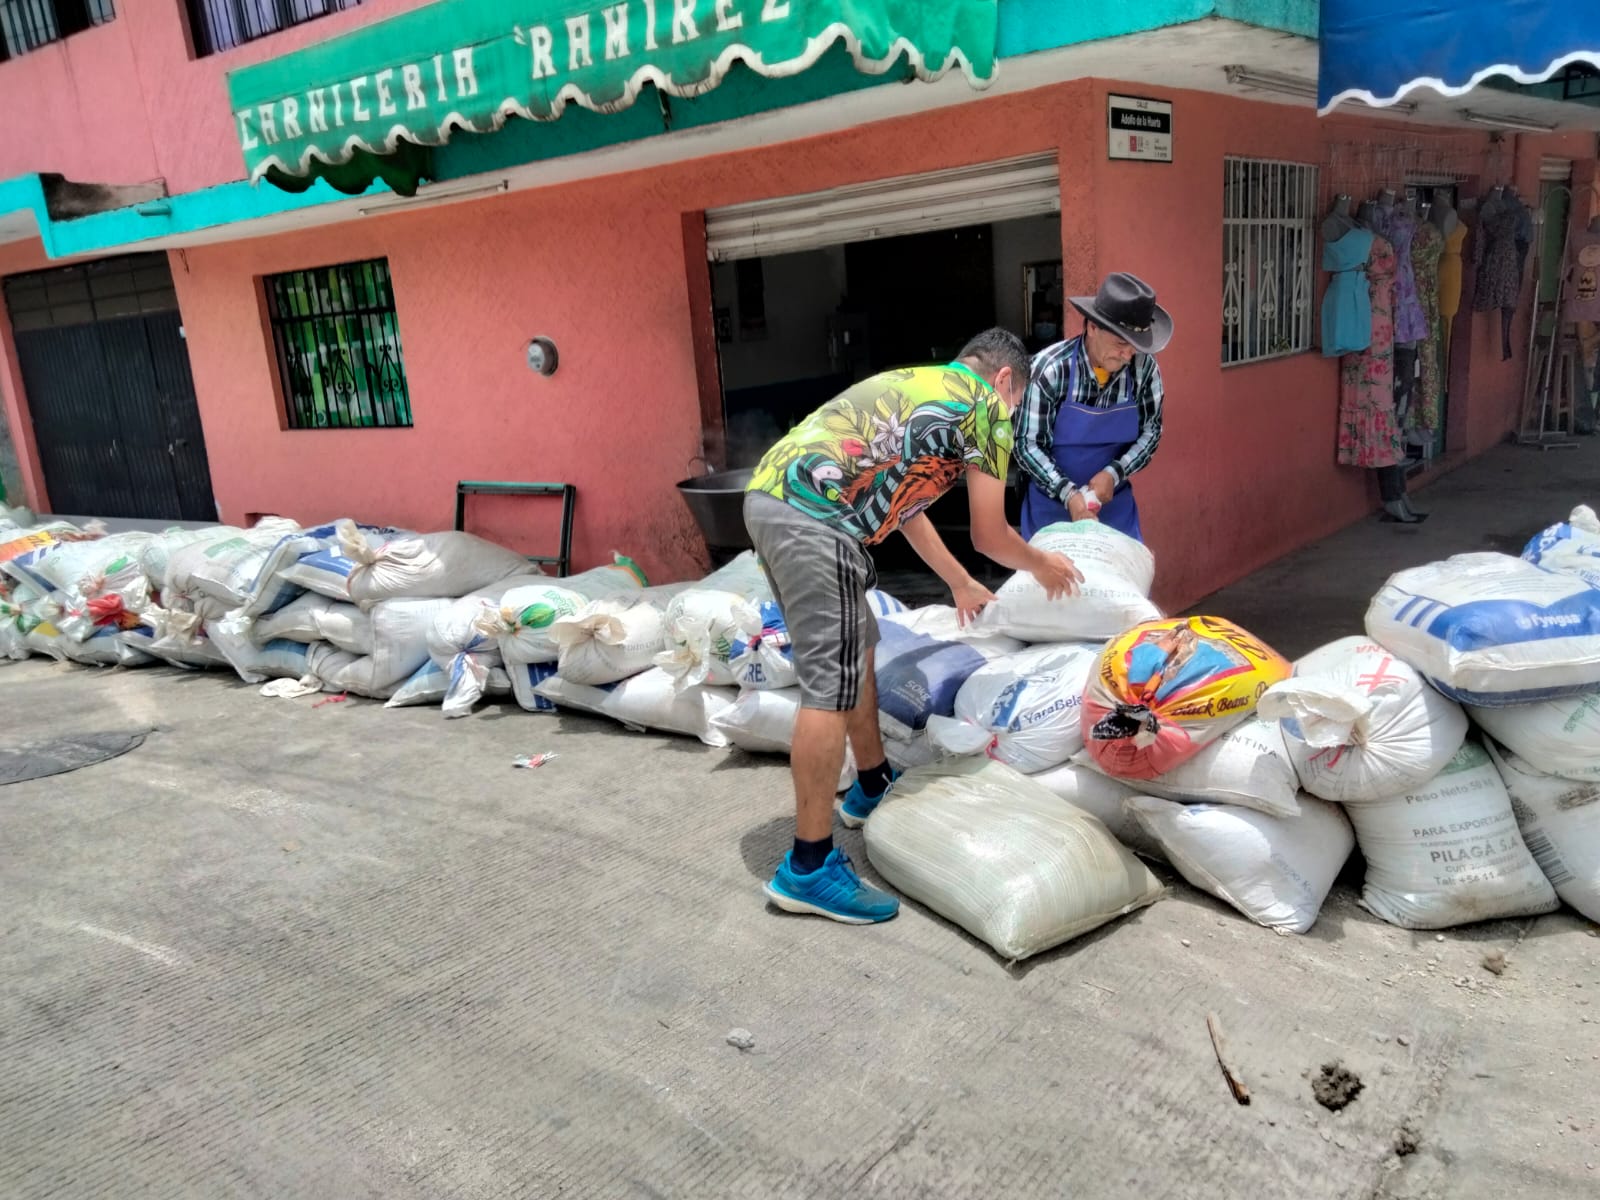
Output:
[1081, 616, 1291, 780]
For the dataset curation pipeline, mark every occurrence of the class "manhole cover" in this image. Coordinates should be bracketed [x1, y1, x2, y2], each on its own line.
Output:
[0, 730, 147, 786]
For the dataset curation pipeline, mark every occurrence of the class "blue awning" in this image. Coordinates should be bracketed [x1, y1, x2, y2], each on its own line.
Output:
[1318, 0, 1600, 113]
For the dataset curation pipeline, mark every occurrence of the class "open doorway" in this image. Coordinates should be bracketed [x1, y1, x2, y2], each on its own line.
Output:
[708, 212, 1061, 584]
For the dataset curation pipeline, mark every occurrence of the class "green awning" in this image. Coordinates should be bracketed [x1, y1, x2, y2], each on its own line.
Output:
[228, 0, 998, 195]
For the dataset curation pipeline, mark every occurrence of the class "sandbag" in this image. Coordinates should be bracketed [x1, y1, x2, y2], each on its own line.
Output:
[238, 521, 409, 616]
[655, 589, 763, 690]
[164, 519, 302, 620]
[553, 598, 669, 687]
[972, 520, 1160, 642]
[1, 531, 154, 640]
[534, 667, 735, 746]
[1468, 692, 1600, 782]
[279, 519, 531, 608]
[876, 615, 1024, 741]
[1365, 552, 1600, 705]
[253, 592, 373, 653]
[208, 613, 316, 684]
[137, 608, 231, 670]
[724, 600, 798, 691]
[866, 589, 907, 617]
[1028, 762, 1160, 858]
[1259, 636, 1468, 804]
[863, 758, 1164, 961]
[1081, 616, 1291, 780]
[1076, 715, 1302, 819]
[386, 660, 515, 709]
[926, 643, 1100, 774]
[1488, 742, 1600, 922]
[1522, 504, 1600, 589]
[492, 559, 651, 665]
[58, 626, 158, 669]
[1344, 740, 1559, 929]
[708, 686, 856, 792]
[303, 597, 450, 697]
[425, 575, 549, 718]
[698, 550, 772, 601]
[882, 730, 947, 773]
[505, 659, 560, 712]
[1126, 794, 1354, 934]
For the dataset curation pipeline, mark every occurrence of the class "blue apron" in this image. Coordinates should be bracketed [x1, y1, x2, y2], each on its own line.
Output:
[1020, 358, 1144, 542]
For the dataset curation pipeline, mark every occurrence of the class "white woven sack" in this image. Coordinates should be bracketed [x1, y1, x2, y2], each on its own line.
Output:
[1076, 715, 1302, 819]
[863, 758, 1164, 962]
[1468, 692, 1600, 782]
[1365, 552, 1600, 705]
[1344, 740, 1558, 929]
[655, 589, 762, 690]
[254, 593, 373, 654]
[1126, 794, 1354, 934]
[709, 687, 856, 792]
[973, 520, 1160, 642]
[1027, 762, 1160, 858]
[554, 598, 668, 686]
[534, 667, 736, 746]
[1488, 742, 1600, 922]
[925, 643, 1099, 774]
[1259, 637, 1468, 804]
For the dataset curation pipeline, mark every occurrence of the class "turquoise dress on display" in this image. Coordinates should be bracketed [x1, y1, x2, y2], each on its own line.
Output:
[1322, 227, 1376, 356]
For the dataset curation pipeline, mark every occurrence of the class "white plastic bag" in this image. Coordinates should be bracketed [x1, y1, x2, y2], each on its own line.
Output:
[534, 667, 736, 746]
[724, 600, 798, 691]
[708, 686, 856, 791]
[1468, 692, 1600, 782]
[1488, 742, 1600, 922]
[925, 643, 1100, 774]
[1126, 794, 1354, 934]
[1259, 637, 1469, 804]
[655, 589, 763, 689]
[279, 519, 530, 607]
[863, 758, 1165, 961]
[972, 520, 1160, 642]
[1344, 740, 1559, 929]
[1077, 716, 1302, 819]
[553, 598, 669, 686]
[1365, 552, 1600, 705]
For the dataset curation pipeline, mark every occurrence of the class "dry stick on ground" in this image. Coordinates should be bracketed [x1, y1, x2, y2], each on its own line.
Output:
[1206, 1012, 1251, 1106]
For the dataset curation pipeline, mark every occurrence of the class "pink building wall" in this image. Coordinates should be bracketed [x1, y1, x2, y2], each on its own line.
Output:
[0, 0, 436, 192]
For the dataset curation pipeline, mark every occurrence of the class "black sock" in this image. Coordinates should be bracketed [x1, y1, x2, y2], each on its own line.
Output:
[792, 835, 833, 874]
[857, 760, 895, 798]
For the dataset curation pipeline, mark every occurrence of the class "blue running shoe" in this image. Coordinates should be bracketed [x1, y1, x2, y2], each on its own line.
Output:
[839, 767, 902, 829]
[764, 848, 899, 924]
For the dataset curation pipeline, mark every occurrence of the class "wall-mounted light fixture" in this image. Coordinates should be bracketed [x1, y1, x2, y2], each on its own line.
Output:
[1223, 66, 1418, 114]
[1461, 109, 1558, 134]
[526, 336, 559, 377]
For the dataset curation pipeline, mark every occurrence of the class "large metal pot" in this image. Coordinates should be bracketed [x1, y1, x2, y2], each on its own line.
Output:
[675, 467, 755, 555]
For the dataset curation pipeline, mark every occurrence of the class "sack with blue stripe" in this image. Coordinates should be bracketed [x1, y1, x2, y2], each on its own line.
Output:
[1522, 505, 1600, 589]
[1365, 553, 1600, 705]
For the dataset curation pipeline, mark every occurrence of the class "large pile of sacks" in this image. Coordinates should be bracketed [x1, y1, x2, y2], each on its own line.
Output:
[5, 502, 1599, 966]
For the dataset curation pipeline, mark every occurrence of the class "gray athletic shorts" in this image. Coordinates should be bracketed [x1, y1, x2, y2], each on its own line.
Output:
[743, 491, 880, 712]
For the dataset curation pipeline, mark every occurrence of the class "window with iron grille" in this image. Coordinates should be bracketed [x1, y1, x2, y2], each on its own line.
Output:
[0, 0, 115, 62]
[1222, 157, 1319, 366]
[265, 258, 412, 430]
[185, 0, 363, 58]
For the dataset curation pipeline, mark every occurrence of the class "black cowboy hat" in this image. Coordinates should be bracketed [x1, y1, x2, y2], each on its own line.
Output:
[1069, 272, 1173, 354]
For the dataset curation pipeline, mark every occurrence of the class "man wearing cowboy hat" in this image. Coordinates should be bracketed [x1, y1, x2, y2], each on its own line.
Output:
[1015, 272, 1172, 542]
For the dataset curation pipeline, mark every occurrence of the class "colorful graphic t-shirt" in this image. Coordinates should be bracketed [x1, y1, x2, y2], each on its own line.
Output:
[748, 364, 1014, 545]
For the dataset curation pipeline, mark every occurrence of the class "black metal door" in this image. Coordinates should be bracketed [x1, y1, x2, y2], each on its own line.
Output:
[3, 254, 216, 521]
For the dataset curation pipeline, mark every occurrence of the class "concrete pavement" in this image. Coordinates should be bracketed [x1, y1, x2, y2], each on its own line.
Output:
[2, 437, 1599, 1199]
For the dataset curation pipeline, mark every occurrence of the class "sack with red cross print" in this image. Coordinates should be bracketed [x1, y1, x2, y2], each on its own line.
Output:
[1258, 636, 1469, 804]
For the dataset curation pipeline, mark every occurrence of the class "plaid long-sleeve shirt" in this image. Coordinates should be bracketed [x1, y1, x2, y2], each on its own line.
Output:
[1013, 334, 1165, 500]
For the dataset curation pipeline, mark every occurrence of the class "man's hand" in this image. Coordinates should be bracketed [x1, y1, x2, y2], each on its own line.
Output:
[1029, 550, 1083, 600]
[1088, 470, 1117, 507]
[951, 578, 998, 627]
[1067, 491, 1095, 521]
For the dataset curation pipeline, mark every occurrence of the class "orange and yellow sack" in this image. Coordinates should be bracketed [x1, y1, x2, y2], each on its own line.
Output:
[1081, 616, 1291, 779]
